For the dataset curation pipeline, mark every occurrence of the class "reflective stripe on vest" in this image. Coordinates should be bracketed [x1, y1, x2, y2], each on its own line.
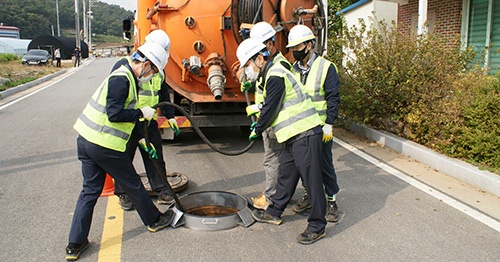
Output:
[294, 56, 333, 123]
[263, 64, 322, 143]
[138, 71, 164, 119]
[255, 53, 291, 116]
[73, 65, 138, 152]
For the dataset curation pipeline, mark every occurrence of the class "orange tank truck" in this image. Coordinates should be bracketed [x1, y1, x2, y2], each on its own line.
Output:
[129, 0, 328, 135]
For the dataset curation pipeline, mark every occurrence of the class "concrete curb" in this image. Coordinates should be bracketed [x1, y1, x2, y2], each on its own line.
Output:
[0, 69, 67, 98]
[348, 123, 500, 198]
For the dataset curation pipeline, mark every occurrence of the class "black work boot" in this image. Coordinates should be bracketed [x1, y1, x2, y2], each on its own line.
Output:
[148, 209, 174, 233]
[65, 239, 89, 261]
[118, 194, 134, 211]
[326, 201, 344, 223]
[297, 229, 326, 245]
[251, 209, 282, 225]
[293, 194, 312, 213]
[157, 194, 175, 205]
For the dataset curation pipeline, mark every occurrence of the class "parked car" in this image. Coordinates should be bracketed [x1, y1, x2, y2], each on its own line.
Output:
[21, 49, 52, 66]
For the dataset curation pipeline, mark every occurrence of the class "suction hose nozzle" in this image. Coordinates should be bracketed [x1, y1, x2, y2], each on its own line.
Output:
[207, 65, 225, 100]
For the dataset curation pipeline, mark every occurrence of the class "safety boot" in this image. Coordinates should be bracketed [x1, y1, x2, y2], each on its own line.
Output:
[326, 201, 344, 223]
[118, 194, 134, 211]
[157, 194, 175, 205]
[292, 194, 311, 213]
[297, 229, 326, 245]
[251, 209, 282, 225]
[148, 209, 174, 233]
[65, 239, 89, 261]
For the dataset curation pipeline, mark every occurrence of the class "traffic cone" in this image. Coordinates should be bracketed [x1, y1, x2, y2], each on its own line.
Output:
[100, 173, 115, 197]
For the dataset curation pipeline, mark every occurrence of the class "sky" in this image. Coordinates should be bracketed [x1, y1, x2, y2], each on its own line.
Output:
[99, 0, 137, 12]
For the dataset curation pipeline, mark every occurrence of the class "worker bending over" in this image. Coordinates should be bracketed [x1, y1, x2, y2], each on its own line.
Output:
[66, 43, 172, 261]
[237, 38, 327, 244]
[111, 30, 180, 211]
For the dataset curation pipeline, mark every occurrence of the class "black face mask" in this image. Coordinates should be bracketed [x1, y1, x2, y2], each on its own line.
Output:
[293, 47, 308, 61]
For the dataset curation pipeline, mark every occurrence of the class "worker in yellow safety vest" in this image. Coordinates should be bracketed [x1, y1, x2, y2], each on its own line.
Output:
[66, 43, 173, 261]
[237, 38, 327, 245]
[110, 29, 180, 211]
[286, 24, 344, 224]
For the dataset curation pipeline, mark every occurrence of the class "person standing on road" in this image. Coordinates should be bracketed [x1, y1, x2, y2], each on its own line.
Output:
[286, 25, 343, 223]
[111, 29, 180, 211]
[237, 38, 327, 244]
[73, 47, 80, 67]
[55, 47, 61, 68]
[66, 43, 172, 261]
[244, 22, 290, 210]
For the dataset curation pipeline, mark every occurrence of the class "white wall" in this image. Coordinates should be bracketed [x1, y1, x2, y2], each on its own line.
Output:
[343, 0, 398, 30]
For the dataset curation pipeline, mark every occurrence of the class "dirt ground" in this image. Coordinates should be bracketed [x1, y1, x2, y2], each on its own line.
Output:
[0, 59, 73, 87]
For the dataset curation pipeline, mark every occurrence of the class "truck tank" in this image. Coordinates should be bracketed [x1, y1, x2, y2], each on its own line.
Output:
[130, 0, 327, 135]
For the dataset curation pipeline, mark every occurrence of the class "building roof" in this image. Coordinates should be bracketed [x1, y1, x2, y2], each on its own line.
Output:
[0, 37, 31, 56]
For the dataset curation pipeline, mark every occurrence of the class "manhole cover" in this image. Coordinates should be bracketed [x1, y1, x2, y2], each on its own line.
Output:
[140, 171, 189, 194]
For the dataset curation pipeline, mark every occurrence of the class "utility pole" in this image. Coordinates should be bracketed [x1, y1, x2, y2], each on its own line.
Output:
[88, 0, 94, 51]
[75, 0, 80, 48]
[83, 0, 87, 44]
[56, 0, 61, 36]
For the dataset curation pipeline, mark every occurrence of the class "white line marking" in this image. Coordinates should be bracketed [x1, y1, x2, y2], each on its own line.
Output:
[334, 137, 500, 232]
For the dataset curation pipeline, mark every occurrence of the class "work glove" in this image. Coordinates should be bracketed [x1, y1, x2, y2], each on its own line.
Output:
[138, 138, 158, 159]
[240, 81, 253, 93]
[168, 118, 180, 136]
[246, 104, 260, 116]
[140, 106, 155, 121]
[322, 124, 333, 143]
[248, 130, 259, 142]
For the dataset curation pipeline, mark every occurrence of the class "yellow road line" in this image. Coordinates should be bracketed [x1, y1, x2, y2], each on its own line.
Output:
[98, 195, 123, 262]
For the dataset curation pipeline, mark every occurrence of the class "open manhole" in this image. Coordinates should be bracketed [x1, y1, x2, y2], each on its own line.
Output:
[171, 191, 255, 230]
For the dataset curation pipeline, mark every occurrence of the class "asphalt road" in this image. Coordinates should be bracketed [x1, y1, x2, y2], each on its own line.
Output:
[0, 57, 499, 262]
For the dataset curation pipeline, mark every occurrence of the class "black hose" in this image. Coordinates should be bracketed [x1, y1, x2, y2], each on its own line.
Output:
[142, 120, 185, 212]
[153, 100, 256, 156]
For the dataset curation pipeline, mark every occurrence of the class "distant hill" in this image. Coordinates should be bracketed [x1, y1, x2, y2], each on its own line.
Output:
[1, 0, 133, 39]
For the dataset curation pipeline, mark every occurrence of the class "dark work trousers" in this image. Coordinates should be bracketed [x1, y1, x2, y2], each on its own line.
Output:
[69, 136, 161, 244]
[114, 120, 170, 197]
[267, 133, 327, 233]
[322, 140, 340, 196]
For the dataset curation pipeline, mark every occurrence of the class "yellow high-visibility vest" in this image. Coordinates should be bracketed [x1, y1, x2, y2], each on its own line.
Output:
[73, 65, 138, 152]
[263, 63, 322, 143]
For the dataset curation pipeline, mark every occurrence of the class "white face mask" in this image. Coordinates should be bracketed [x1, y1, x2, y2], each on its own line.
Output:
[244, 65, 259, 82]
[138, 64, 155, 83]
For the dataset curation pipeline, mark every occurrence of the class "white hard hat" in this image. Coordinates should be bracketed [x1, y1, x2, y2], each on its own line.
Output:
[286, 24, 316, 48]
[250, 22, 276, 42]
[138, 42, 168, 71]
[145, 29, 171, 52]
[236, 38, 266, 69]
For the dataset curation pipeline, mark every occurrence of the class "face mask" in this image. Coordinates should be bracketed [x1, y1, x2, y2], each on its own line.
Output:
[138, 64, 155, 83]
[244, 64, 260, 82]
[293, 46, 309, 61]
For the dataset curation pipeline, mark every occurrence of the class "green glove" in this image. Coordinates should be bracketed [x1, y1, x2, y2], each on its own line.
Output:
[246, 104, 260, 116]
[250, 121, 258, 131]
[168, 118, 180, 136]
[240, 81, 252, 93]
[248, 130, 259, 142]
[139, 138, 158, 159]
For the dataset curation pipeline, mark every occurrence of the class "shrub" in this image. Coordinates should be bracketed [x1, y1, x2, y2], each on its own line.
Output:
[0, 53, 20, 63]
[330, 19, 499, 174]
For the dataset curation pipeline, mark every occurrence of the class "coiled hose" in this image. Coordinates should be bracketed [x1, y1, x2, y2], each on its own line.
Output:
[152, 92, 256, 156]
